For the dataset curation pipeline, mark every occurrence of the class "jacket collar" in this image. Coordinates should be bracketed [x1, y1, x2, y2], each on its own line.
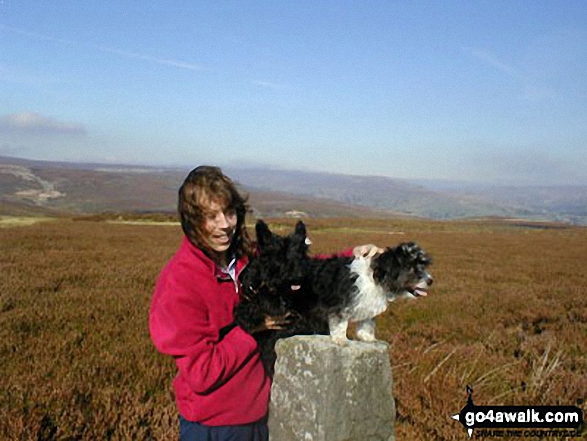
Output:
[181, 236, 249, 280]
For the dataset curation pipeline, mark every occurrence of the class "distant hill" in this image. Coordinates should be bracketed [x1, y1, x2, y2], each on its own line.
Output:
[0, 156, 391, 219]
[1, 156, 586, 224]
[455, 185, 587, 223]
[224, 167, 523, 220]
[417, 179, 587, 225]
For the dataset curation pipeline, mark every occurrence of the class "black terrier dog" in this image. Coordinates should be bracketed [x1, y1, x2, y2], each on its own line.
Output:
[234, 220, 327, 376]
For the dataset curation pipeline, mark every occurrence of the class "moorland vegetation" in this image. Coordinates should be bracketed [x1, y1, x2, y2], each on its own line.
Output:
[1, 217, 585, 440]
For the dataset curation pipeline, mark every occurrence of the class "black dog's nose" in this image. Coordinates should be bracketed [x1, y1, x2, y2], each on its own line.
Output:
[426, 275, 434, 286]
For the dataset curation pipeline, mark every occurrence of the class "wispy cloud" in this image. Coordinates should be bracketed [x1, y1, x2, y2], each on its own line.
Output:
[0, 24, 77, 45]
[468, 48, 522, 81]
[95, 46, 203, 71]
[0, 24, 203, 72]
[465, 47, 554, 100]
[0, 112, 87, 135]
[251, 80, 289, 91]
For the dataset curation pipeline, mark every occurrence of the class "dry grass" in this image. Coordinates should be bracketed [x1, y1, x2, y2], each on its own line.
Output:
[0, 216, 57, 228]
[1, 217, 586, 440]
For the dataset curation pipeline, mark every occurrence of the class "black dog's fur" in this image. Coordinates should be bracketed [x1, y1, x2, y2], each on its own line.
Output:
[234, 221, 327, 376]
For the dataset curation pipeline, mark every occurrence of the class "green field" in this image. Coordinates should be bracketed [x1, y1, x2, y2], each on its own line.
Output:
[1, 217, 585, 440]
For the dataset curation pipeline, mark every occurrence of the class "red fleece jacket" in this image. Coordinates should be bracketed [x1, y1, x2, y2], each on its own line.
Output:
[149, 237, 270, 426]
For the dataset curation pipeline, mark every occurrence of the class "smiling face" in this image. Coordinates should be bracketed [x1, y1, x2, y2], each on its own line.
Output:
[201, 199, 238, 257]
[178, 166, 252, 262]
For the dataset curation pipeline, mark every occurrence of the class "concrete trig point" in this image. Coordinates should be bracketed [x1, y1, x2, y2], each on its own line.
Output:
[268, 335, 396, 441]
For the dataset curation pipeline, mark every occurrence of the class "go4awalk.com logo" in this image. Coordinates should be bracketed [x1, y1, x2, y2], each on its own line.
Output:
[451, 386, 584, 438]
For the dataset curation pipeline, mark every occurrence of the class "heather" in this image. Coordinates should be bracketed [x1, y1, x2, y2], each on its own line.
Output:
[1, 218, 585, 440]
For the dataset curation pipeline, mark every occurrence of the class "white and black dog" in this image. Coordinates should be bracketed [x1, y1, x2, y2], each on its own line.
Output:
[309, 241, 433, 344]
[235, 220, 433, 373]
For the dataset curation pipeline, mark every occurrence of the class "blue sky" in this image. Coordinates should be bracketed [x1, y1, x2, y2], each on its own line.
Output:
[1, 1, 586, 185]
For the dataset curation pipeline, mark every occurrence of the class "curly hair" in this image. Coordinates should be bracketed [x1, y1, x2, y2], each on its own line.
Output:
[178, 166, 253, 260]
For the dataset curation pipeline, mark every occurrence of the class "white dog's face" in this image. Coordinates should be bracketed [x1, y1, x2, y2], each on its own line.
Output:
[405, 276, 433, 299]
[371, 242, 433, 301]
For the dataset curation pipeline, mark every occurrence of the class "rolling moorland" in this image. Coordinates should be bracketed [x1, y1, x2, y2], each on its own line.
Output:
[0, 156, 394, 219]
[1, 216, 586, 440]
[2, 155, 587, 223]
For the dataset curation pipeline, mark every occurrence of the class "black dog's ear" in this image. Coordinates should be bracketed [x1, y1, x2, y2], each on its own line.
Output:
[255, 220, 272, 247]
[294, 220, 312, 246]
[294, 220, 306, 237]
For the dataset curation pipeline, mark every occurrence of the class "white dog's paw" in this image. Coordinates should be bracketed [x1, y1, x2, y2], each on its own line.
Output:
[356, 332, 378, 342]
[356, 319, 377, 342]
[328, 316, 350, 346]
[330, 335, 350, 346]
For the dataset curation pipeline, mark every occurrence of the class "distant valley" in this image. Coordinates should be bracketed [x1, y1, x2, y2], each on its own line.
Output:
[1, 156, 586, 224]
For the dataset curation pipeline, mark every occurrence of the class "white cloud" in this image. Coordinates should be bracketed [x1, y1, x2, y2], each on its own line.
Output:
[466, 47, 554, 100]
[468, 48, 522, 80]
[0, 112, 87, 135]
[96, 46, 203, 71]
[0, 24, 203, 72]
[252, 80, 288, 90]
